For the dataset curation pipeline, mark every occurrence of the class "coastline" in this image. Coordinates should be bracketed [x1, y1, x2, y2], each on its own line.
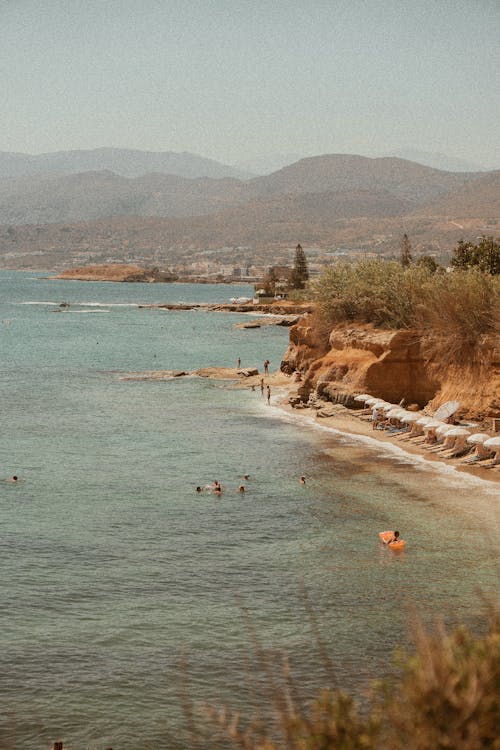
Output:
[234, 370, 500, 486]
[119, 364, 500, 485]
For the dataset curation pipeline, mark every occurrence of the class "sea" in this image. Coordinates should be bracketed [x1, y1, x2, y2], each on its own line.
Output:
[0, 271, 498, 749]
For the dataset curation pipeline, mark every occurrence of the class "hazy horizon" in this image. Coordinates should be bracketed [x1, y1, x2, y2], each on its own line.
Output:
[2, 1, 499, 168]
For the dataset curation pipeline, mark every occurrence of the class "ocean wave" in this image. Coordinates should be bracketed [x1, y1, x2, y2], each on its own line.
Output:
[18, 301, 138, 308]
[75, 302, 139, 307]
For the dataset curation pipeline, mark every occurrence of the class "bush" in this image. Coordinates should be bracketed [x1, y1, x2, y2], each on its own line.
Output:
[311, 260, 500, 365]
[312, 260, 426, 329]
[202, 614, 500, 750]
[452, 237, 500, 275]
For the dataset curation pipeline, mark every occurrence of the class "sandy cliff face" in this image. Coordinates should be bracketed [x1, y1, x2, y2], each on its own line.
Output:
[281, 316, 499, 419]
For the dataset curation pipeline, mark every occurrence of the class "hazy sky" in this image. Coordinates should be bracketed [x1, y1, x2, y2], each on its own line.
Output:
[1, 0, 499, 166]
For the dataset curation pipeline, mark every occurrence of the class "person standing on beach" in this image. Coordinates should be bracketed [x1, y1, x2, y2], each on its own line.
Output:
[266, 385, 271, 405]
[237, 357, 241, 369]
[260, 378, 264, 395]
[264, 359, 270, 375]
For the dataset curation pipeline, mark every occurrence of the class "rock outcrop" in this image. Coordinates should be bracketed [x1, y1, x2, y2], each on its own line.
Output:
[281, 317, 500, 420]
[56, 264, 178, 282]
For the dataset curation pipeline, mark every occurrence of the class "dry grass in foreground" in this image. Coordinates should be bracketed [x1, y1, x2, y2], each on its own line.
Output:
[192, 607, 499, 750]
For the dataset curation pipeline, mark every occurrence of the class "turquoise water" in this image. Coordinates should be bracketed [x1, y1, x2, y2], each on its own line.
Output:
[0, 272, 498, 749]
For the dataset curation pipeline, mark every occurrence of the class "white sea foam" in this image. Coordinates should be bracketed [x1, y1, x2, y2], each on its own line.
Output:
[19, 301, 60, 306]
[264, 395, 499, 497]
[18, 300, 138, 307]
[75, 302, 139, 307]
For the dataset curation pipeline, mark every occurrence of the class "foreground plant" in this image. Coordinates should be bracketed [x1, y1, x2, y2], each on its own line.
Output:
[200, 613, 499, 750]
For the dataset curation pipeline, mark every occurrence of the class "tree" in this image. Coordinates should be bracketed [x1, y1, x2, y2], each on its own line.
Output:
[416, 254, 438, 273]
[291, 243, 309, 289]
[451, 236, 500, 275]
[400, 234, 412, 267]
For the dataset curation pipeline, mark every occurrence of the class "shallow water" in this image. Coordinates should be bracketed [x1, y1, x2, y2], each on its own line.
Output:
[0, 272, 498, 749]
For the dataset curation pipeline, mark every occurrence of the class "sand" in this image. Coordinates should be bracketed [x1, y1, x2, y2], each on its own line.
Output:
[233, 371, 500, 486]
[118, 365, 499, 485]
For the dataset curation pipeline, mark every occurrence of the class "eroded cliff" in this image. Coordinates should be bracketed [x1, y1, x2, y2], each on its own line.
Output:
[281, 314, 500, 419]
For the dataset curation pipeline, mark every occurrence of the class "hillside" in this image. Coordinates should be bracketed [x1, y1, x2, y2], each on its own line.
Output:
[0, 171, 247, 225]
[415, 170, 500, 217]
[0, 154, 487, 226]
[0, 154, 498, 268]
[246, 154, 477, 202]
[0, 147, 252, 180]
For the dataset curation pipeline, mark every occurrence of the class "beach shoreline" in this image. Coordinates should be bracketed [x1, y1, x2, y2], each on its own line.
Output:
[119, 364, 500, 485]
[234, 370, 500, 486]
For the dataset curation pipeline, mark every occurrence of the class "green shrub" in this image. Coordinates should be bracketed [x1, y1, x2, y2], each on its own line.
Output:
[312, 260, 500, 365]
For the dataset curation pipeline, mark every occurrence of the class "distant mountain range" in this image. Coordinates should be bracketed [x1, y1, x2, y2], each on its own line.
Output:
[0, 147, 253, 181]
[0, 153, 485, 226]
[388, 149, 491, 173]
[0, 150, 498, 267]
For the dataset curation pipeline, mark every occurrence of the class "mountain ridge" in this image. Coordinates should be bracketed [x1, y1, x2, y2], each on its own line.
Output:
[0, 154, 488, 226]
[0, 147, 253, 181]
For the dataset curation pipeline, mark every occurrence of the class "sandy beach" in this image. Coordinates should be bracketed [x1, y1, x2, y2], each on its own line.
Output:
[231, 369, 500, 486]
[121, 362, 500, 485]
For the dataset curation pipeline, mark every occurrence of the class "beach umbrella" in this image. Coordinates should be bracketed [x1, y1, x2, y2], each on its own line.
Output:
[434, 400, 460, 421]
[436, 424, 455, 436]
[381, 403, 397, 412]
[466, 433, 492, 445]
[416, 416, 434, 426]
[401, 413, 421, 423]
[423, 421, 444, 430]
[443, 427, 470, 437]
[483, 436, 500, 450]
[387, 408, 404, 418]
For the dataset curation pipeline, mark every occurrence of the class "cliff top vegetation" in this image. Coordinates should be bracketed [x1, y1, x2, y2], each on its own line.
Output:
[310, 239, 499, 367]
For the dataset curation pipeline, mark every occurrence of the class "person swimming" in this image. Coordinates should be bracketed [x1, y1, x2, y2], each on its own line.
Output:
[238, 485, 245, 493]
[387, 531, 400, 544]
[299, 475, 306, 485]
[6, 475, 18, 483]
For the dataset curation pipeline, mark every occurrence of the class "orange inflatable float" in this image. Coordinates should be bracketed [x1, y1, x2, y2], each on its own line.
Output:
[378, 530, 406, 550]
[379, 530, 394, 543]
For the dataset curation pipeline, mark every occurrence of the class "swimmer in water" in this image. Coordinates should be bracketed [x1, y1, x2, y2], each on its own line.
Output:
[299, 475, 306, 485]
[196, 486, 202, 493]
[238, 485, 246, 493]
[6, 475, 18, 483]
[243, 474, 250, 480]
[387, 531, 400, 545]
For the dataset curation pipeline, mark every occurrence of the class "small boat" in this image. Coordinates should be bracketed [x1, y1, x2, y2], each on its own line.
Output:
[378, 530, 406, 550]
